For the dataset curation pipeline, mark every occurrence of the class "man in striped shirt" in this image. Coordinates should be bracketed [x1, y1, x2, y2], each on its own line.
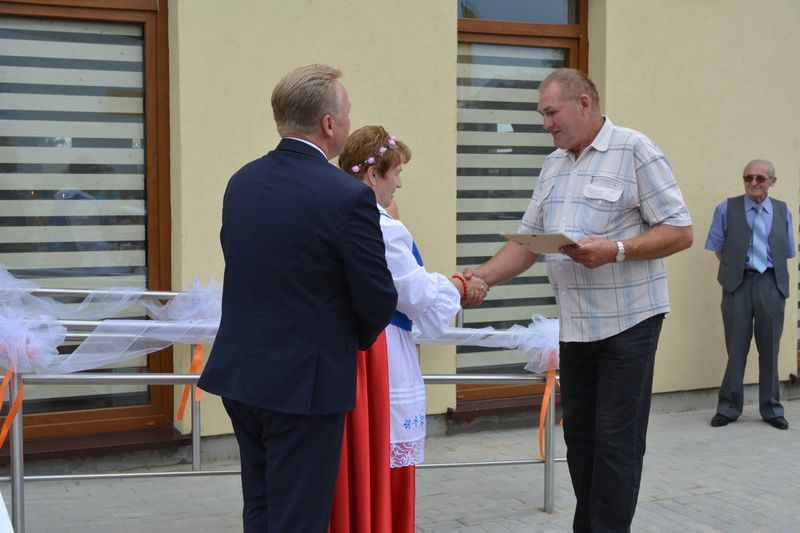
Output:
[465, 68, 693, 532]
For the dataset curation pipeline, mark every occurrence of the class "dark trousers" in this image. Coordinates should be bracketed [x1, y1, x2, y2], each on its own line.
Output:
[717, 269, 785, 421]
[559, 314, 664, 533]
[222, 398, 346, 533]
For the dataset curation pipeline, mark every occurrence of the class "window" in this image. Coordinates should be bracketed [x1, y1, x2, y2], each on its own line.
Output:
[458, 0, 578, 25]
[0, 0, 171, 439]
[457, 43, 566, 370]
[1, 17, 147, 288]
[456, 1, 587, 403]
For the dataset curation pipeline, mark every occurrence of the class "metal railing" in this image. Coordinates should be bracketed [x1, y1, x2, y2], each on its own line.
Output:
[2, 289, 563, 532]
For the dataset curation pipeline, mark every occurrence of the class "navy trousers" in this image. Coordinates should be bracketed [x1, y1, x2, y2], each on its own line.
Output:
[222, 398, 346, 532]
[559, 314, 664, 533]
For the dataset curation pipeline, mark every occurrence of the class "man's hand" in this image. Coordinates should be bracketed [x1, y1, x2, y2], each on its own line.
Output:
[460, 241, 539, 307]
[465, 275, 489, 307]
[559, 237, 617, 269]
[460, 270, 488, 307]
[561, 224, 694, 268]
[462, 268, 477, 280]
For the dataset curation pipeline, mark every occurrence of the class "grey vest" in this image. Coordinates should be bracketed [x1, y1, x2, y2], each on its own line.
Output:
[717, 195, 789, 297]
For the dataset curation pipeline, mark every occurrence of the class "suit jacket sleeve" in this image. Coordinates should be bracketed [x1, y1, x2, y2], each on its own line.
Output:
[341, 188, 398, 349]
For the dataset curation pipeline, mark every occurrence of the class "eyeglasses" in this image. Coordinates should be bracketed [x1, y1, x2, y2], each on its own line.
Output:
[743, 174, 772, 184]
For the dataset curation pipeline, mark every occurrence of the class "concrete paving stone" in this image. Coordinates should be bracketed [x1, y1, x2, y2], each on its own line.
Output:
[416, 520, 465, 532]
[688, 485, 726, 496]
[2, 400, 799, 531]
[684, 523, 722, 532]
[647, 502, 690, 523]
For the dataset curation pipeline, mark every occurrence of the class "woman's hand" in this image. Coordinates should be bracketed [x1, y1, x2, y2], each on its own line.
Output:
[457, 272, 488, 307]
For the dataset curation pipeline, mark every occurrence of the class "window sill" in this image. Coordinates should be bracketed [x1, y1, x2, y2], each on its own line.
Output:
[0, 427, 188, 464]
[448, 393, 560, 421]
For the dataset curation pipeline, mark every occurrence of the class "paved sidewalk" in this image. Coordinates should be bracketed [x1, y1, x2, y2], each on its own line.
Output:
[2, 400, 799, 532]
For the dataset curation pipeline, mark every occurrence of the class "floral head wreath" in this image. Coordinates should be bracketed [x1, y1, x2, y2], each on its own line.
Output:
[350, 136, 398, 174]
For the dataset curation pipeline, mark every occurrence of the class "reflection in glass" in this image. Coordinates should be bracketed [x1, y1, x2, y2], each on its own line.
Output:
[456, 42, 566, 372]
[0, 15, 149, 413]
[457, 0, 578, 25]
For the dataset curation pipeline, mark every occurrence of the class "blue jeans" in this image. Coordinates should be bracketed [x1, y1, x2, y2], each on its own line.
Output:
[559, 314, 664, 533]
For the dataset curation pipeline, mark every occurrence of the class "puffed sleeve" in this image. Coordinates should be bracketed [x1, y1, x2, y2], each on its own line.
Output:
[380, 216, 461, 338]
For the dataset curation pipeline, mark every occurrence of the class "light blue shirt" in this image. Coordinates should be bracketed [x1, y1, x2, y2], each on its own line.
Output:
[704, 195, 796, 267]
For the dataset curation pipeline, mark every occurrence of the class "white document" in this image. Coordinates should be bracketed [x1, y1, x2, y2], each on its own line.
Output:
[502, 233, 578, 254]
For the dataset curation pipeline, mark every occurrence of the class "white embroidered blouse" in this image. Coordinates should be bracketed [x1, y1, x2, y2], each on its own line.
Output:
[377, 204, 461, 467]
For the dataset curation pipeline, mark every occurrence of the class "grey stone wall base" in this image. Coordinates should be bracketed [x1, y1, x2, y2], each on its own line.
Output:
[439, 381, 800, 436]
[2, 382, 798, 474]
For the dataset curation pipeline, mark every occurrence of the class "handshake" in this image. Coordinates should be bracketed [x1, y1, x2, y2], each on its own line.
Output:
[451, 270, 489, 308]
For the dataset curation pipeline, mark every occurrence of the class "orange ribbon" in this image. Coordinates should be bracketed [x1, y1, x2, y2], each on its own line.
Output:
[0, 368, 12, 411]
[0, 368, 24, 450]
[537, 369, 558, 460]
[176, 343, 204, 421]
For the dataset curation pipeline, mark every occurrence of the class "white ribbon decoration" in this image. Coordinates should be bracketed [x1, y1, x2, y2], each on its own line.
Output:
[52, 279, 221, 373]
[412, 314, 560, 372]
[0, 310, 66, 373]
[3, 264, 556, 374]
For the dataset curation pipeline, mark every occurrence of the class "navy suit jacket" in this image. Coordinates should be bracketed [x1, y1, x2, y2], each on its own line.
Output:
[199, 138, 397, 415]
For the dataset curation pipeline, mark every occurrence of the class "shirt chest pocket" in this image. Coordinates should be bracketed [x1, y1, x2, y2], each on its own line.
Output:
[580, 176, 626, 236]
[535, 178, 556, 207]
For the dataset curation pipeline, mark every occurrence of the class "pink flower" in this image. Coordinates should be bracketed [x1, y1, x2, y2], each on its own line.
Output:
[378, 147, 387, 155]
[367, 156, 375, 164]
[351, 165, 360, 173]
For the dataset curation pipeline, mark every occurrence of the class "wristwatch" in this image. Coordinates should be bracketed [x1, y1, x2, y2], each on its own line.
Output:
[614, 241, 626, 262]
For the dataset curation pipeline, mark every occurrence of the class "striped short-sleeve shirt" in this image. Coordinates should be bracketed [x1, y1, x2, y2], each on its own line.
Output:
[518, 117, 692, 342]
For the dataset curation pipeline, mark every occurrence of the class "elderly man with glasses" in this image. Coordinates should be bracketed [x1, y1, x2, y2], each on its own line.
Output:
[705, 159, 795, 430]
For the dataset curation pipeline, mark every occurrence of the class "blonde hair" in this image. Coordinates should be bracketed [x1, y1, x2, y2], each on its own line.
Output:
[271, 64, 343, 136]
[338, 126, 411, 178]
[541, 68, 600, 113]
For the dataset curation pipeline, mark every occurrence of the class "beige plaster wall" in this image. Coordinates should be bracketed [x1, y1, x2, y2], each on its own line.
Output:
[170, 1, 800, 435]
[590, 0, 800, 393]
[168, 0, 457, 435]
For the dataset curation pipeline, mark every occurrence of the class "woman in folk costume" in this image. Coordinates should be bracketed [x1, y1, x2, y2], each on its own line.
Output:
[329, 126, 488, 532]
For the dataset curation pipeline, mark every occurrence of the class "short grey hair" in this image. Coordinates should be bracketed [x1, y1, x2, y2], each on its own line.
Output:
[541, 68, 600, 113]
[271, 64, 343, 136]
[747, 158, 776, 177]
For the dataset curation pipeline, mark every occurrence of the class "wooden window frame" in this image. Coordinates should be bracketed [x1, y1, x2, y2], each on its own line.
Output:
[458, 8, 588, 70]
[0, 0, 172, 439]
[456, 3, 587, 404]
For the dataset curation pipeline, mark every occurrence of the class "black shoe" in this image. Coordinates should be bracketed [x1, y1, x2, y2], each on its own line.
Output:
[711, 413, 732, 427]
[766, 416, 789, 430]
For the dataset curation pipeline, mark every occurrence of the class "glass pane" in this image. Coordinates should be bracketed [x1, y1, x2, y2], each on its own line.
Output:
[458, 0, 578, 25]
[0, 16, 149, 412]
[456, 42, 566, 373]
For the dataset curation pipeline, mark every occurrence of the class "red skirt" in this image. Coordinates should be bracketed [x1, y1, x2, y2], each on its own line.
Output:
[389, 465, 415, 533]
[329, 332, 392, 532]
[328, 331, 418, 532]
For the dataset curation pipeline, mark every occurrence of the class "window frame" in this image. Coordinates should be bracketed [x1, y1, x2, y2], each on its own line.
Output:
[0, 0, 172, 439]
[455, 2, 587, 405]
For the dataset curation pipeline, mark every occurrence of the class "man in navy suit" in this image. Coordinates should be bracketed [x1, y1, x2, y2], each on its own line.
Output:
[199, 64, 397, 532]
